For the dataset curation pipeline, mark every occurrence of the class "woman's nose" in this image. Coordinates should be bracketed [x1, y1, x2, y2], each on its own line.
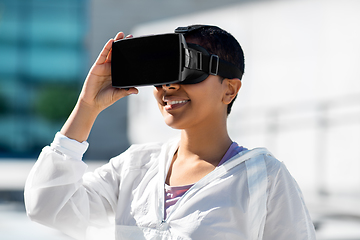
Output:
[162, 83, 180, 90]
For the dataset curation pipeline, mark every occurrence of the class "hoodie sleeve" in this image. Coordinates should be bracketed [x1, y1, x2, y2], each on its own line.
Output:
[24, 132, 117, 240]
[262, 157, 316, 240]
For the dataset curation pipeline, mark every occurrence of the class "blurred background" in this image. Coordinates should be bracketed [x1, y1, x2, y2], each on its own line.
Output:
[1, 0, 360, 239]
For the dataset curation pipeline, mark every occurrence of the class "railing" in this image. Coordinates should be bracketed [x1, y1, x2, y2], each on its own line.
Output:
[228, 93, 360, 196]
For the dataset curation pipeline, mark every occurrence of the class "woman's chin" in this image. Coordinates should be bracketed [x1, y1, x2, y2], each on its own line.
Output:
[163, 116, 184, 130]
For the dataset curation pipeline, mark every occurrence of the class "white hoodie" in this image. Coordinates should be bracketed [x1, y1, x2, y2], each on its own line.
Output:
[24, 133, 316, 240]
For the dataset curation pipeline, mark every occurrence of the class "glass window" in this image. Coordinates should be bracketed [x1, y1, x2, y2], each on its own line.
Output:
[28, 46, 83, 80]
[0, 0, 87, 157]
[0, 46, 18, 75]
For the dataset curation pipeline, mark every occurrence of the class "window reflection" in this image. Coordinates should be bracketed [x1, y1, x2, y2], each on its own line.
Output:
[0, 0, 87, 157]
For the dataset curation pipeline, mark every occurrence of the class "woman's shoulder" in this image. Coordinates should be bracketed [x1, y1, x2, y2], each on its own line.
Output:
[243, 147, 284, 177]
[243, 148, 300, 197]
[127, 137, 179, 155]
[109, 138, 179, 169]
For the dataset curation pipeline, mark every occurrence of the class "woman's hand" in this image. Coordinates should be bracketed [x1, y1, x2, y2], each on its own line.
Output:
[79, 32, 138, 113]
[60, 32, 138, 142]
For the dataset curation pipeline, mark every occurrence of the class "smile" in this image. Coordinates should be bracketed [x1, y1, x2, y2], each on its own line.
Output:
[164, 99, 190, 110]
[167, 100, 189, 105]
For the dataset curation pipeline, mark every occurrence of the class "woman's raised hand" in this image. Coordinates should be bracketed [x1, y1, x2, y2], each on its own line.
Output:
[60, 32, 138, 142]
[79, 32, 138, 113]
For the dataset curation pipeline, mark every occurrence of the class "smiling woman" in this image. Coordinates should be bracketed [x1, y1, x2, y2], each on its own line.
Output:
[24, 25, 316, 240]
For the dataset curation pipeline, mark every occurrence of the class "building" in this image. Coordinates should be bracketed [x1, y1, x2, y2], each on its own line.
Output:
[0, 0, 246, 160]
[0, 0, 88, 157]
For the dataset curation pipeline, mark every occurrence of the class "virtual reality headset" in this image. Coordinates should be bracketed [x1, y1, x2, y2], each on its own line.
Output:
[111, 26, 243, 88]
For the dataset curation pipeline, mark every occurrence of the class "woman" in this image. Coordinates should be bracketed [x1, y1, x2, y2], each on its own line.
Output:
[25, 25, 316, 240]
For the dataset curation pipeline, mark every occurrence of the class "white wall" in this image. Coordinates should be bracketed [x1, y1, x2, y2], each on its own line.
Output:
[128, 0, 360, 194]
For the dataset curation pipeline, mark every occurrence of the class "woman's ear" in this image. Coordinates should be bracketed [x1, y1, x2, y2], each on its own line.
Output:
[222, 78, 242, 104]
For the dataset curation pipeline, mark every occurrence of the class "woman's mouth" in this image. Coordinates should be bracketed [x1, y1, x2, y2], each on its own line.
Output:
[164, 99, 190, 110]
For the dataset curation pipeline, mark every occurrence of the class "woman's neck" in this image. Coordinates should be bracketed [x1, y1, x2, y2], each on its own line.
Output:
[165, 124, 232, 186]
[178, 124, 232, 165]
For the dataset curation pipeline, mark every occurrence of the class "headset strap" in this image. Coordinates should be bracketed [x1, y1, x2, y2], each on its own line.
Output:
[177, 25, 243, 80]
[175, 25, 214, 34]
[186, 47, 243, 80]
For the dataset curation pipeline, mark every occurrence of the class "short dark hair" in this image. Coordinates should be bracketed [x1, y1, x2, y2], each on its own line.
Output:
[183, 25, 245, 115]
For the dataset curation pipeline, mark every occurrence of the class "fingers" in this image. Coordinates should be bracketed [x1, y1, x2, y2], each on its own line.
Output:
[114, 32, 133, 41]
[94, 32, 125, 65]
[125, 87, 139, 95]
[107, 32, 125, 62]
[114, 32, 125, 41]
[95, 38, 114, 65]
[108, 32, 133, 63]
[113, 87, 139, 103]
[94, 32, 133, 66]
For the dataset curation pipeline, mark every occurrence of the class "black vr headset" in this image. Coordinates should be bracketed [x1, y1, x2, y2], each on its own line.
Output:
[111, 25, 242, 88]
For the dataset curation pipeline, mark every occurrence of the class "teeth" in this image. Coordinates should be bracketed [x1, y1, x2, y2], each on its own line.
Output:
[168, 100, 188, 105]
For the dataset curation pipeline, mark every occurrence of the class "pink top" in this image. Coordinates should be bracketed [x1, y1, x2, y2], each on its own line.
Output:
[164, 142, 245, 218]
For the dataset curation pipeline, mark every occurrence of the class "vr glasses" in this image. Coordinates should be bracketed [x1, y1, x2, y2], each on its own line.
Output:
[111, 26, 242, 88]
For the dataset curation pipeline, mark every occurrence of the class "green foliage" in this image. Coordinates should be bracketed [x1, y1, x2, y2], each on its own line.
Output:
[34, 84, 79, 122]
